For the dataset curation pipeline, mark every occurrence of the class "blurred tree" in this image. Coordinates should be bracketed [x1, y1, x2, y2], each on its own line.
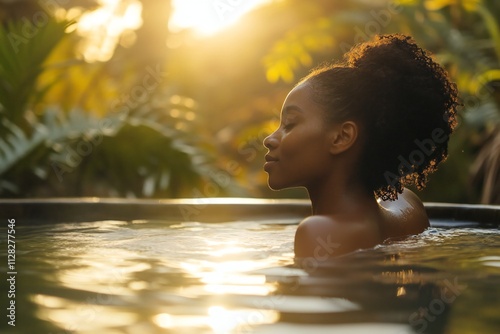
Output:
[130, 0, 171, 65]
[0, 1, 244, 198]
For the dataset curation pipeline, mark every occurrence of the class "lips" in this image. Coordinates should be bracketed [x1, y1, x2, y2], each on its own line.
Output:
[265, 154, 279, 162]
[264, 154, 279, 172]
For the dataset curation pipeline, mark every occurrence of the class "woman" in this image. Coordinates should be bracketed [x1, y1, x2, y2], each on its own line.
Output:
[263, 34, 459, 258]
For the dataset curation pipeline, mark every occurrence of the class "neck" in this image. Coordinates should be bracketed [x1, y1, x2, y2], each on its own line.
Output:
[306, 174, 377, 216]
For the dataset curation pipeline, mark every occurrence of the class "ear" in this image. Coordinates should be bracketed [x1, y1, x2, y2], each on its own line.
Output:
[329, 121, 358, 155]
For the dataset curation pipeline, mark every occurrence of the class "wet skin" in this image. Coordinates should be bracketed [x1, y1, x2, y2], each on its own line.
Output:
[264, 82, 429, 258]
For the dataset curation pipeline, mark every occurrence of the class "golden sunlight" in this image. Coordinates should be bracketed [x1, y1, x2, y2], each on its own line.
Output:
[170, 0, 271, 36]
[76, 0, 143, 62]
[153, 307, 279, 332]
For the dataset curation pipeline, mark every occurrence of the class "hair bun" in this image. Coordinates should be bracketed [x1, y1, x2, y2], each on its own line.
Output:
[346, 34, 459, 200]
[350, 35, 438, 84]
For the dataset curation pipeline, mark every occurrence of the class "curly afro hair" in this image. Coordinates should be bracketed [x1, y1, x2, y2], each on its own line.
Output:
[300, 34, 459, 200]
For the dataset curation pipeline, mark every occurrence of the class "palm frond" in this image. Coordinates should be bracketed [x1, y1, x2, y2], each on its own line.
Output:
[0, 105, 241, 198]
[0, 118, 46, 175]
[0, 18, 71, 125]
[0, 108, 120, 194]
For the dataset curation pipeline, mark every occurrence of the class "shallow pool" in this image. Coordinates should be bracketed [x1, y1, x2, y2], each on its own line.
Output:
[2, 216, 500, 333]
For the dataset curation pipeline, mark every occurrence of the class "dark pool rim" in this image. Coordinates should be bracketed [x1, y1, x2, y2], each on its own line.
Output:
[0, 198, 499, 228]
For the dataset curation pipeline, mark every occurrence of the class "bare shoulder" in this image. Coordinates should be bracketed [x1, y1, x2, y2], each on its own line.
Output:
[294, 215, 381, 258]
[379, 188, 430, 238]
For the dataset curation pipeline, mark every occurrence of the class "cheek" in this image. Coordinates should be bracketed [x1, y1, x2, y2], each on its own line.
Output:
[281, 127, 329, 159]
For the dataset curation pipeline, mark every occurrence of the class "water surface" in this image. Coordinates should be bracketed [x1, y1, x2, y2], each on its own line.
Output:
[2, 219, 499, 333]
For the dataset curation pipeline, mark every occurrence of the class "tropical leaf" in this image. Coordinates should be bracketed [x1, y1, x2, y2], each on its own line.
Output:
[476, 3, 500, 61]
[0, 107, 120, 195]
[0, 104, 242, 198]
[0, 18, 71, 126]
[469, 69, 500, 96]
[464, 100, 500, 127]
[263, 17, 335, 83]
[0, 118, 48, 176]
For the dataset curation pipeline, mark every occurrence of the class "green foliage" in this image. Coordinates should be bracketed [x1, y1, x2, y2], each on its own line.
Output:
[0, 108, 109, 195]
[0, 19, 70, 126]
[1, 0, 498, 202]
[0, 105, 222, 197]
[0, 14, 236, 198]
[261, 0, 500, 203]
[263, 18, 335, 83]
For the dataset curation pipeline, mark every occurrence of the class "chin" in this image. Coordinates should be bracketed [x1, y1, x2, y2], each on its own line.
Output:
[267, 177, 296, 191]
[267, 178, 285, 191]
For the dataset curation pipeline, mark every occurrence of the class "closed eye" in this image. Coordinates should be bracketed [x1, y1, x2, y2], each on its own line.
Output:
[280, 109, 300, 132]
[283, 122, 295, 131]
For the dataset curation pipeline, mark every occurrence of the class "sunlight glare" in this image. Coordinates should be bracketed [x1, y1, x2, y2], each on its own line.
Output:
[77, 0, 143, 62]
[170, 0, 271, 36]
[208, 306, 279, 333]
[208, 306, 243, 333]
[153, 307, 279, 332]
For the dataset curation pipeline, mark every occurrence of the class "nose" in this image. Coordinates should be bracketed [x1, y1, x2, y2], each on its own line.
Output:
[263, 131, 279, 150]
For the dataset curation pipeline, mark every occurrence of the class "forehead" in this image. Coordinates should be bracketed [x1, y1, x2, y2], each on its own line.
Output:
[281, 81, 323, 115]
[285, 82, 313, 104]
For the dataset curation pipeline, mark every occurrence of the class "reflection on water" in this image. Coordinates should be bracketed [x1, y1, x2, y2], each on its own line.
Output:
[1, 220, 500, 333]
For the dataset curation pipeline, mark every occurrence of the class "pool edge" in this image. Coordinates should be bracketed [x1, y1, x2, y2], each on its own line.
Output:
[0, 198, 498, 227]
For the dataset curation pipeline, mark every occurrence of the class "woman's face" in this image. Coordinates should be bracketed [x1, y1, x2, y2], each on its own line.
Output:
[263, 82, 336, 190]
